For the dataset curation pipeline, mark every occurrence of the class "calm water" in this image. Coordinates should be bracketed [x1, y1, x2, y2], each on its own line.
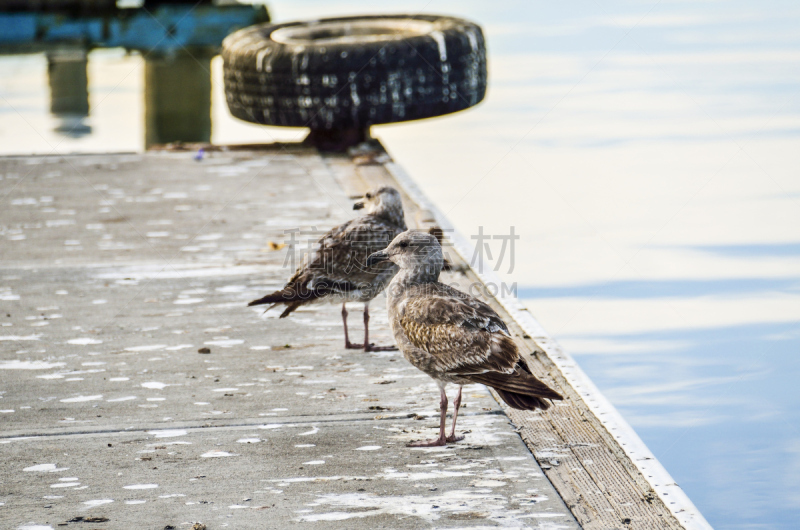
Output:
[2, 1, 800, 528]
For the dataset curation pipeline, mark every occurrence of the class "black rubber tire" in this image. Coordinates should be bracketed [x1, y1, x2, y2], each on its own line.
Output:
[222, 14, 487, 130]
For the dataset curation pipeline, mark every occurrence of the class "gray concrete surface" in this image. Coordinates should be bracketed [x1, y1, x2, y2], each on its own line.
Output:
[0, 150, 579, 529]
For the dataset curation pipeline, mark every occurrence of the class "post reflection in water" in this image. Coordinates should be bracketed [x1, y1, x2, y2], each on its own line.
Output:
[43, 49, 214, 147]
[47, 48, 91, 138]
[144, 50, 213, 148]
[0, 0, 268, 149]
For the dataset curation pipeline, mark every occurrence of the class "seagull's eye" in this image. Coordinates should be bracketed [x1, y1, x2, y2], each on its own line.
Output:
[365, 193, 372, 199]
[398, 241, 408, 248]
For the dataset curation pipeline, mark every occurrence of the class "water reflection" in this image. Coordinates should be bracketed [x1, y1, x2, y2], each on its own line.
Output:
[0, 0, 268, 150]
[557, 319, 800, 528]
[38, 48, 213, 147]
[144, 51, 212, 148]
[47, 49, 91, 137]
[519, 277, 800, 299]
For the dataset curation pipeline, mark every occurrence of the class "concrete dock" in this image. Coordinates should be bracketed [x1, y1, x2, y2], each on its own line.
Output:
[0, 144, 708, 529]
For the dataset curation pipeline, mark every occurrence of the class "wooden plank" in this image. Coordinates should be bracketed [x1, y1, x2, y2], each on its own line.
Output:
[324, 155, 370, 199]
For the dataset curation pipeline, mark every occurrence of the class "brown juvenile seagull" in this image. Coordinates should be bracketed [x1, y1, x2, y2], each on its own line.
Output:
[249, 187, 407, 351]
[367, 231, 563, 446]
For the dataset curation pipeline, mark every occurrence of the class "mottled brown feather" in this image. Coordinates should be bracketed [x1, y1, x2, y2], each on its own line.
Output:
[399, 283, 515, 374]
[397, 281, 562, 408]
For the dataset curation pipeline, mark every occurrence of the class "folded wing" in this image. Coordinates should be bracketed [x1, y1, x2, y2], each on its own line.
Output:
[399, 283, 562, 410]
[249, 216, 401, 316]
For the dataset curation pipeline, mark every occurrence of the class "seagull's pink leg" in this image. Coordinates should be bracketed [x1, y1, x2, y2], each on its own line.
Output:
[363, 303, 398, 352]
[446, 386, 465, 443]
[408, 387, 448, 447]
[343, 304, 364, 349]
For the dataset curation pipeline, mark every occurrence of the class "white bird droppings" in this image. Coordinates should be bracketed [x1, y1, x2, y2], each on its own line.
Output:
[200, 450, 238, 458]
[148, 429, 187, 438]
[0, 360, 64, 370]
[174, 298, 204, 305]
[60, 395, 102, 403]
[298, 427, 319, 436]
[123, 484, 158, 490]
[83, 499, 114, 507]
[216, 285, 246, 293]
[0, 335, 42, 342]
[23, 464, 68, 473]
[204, 339, 244, 347]
[67, 338, 103, 345]
[125, 345, 166, 352]
[50, 482, 80, 488]
[165, 344, 193, 351]
[141, 382, 168, 390]
[356, 446, 382, 451]
[471, 479, 507, 488]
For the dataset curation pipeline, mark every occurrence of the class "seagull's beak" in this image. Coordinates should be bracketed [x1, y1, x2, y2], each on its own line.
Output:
[366, 250, 389, 267]
[353, 200, 365, 210]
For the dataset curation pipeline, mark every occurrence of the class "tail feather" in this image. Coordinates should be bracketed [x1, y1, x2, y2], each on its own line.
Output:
[248, 290, 292, 307]
[249, 277, 358, 311]
[471, 370, 563, 402]
[469, 356, 563, 411]
[247, 285, 324, 318]
[279, 302, 302, 318]
[494, 389, 552, 411]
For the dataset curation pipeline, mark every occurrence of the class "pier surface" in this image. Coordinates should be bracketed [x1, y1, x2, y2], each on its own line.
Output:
[0, 145, 704, 529]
